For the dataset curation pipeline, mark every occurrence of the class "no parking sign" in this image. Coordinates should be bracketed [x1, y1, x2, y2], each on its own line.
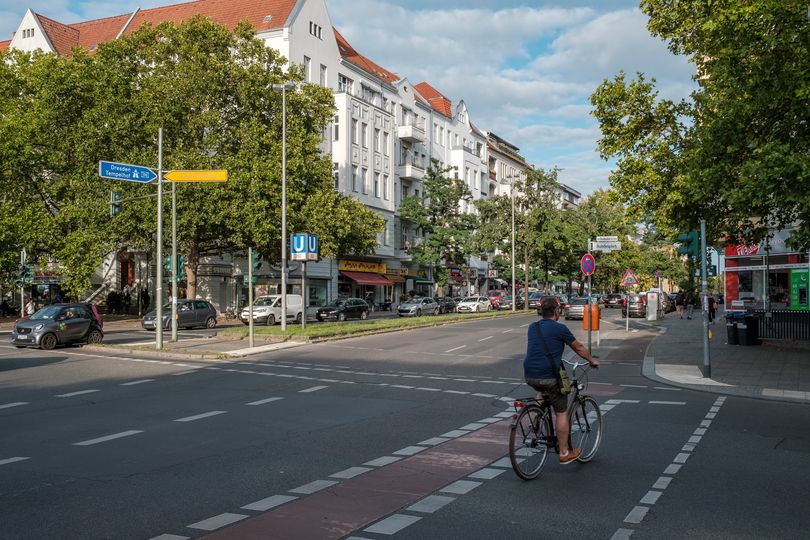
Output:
[581, 253, 596, 276]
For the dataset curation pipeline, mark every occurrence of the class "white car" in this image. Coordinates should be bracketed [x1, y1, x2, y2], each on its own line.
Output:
[455, 296, 491, 313]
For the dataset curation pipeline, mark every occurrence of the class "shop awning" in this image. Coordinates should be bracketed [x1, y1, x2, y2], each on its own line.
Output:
[340, 271, 393, 286]
[386, 274, 406, 283]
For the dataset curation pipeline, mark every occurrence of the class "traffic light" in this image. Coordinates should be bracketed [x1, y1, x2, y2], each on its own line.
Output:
[251, 251, 263, 271]
[163, 256, 173, 273]
[676, 230, 699, 258]
[110, 191, 122, 217]
[175, 255, 186, 283]
[17, 264, 33, 284]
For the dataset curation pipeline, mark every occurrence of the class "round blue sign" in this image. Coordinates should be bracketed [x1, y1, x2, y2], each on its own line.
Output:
[581, 253, 596, 276]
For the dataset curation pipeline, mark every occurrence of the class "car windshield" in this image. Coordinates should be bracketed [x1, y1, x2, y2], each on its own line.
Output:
[571, 298, 588, 305]
[462, 297, 477, 302]
[489, 292, 502, 298]
[255, 297, 279, 307]
[529, 292, 543, 298]
[29, 306, 62, 320]
[331, 300, 347, 307]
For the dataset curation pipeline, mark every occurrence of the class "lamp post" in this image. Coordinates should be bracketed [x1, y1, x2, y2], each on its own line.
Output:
[501, 174, 520, 312]
[270, 81, 297, 332]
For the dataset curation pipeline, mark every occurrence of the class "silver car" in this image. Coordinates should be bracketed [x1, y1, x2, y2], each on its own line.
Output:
[142, 300, 218, 330]
[398, 297, 439, 317]
[11, 304, 104, 350]
[455, 296, 491, 313]
[564, 297, 589, 320]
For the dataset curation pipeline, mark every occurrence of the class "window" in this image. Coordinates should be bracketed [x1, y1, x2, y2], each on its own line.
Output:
[309, 21, 323, 39]
[362, 168, 368, 194]
[351, 119, 358, 145]
[374, 172, 380, 197]
[439, 126, 444, 146]
[338, 74, 353, 93]
[401, 185, 408, 202]
[382, 219, 389, 245]
[333, 115, 339, 141]
[333, 162, 339, 190]
[352, 165, 359, 192]
[383, 132, 390, 156]
[374, 128, 381, 152]
[383, 174, 389, 200]
[319, 64, 327, 87]
[361, 123, 368, 148]
[303, 56, 311, 82]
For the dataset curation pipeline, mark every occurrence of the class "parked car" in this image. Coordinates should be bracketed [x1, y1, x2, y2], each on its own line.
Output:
[455, 296, 492, 313]
[398, 297, 440, 317]
[564, 297, 589, 320]
[487, 290, 505, 309]
[436, 296, 458, 314]
[240, 294, 303, 326]
[527, 292, 545, 310]
[11, 303, 104, 350]
[604, 294, 626, 309]
[622, 294, 647, 317]
[316, 298, 369, 321]
[499, 295, 513, 310]
[142, 299, 218, 330]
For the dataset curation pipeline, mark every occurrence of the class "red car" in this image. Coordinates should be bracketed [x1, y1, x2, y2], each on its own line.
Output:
[487, 290, 505, 309]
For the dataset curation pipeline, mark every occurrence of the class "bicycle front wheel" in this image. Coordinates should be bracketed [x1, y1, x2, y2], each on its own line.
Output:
[569, 396, 603, 462]
[509, 404, 551, 480]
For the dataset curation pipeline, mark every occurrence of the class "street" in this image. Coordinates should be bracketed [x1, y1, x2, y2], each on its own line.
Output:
[2, 310, 809, 540]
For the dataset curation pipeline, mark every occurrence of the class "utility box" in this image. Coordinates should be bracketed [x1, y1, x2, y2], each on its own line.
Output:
[646, 292, 660, 321]
[583, 304, 600, 331]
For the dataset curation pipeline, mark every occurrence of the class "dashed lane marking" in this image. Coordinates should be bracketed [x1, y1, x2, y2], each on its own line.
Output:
[120, 379, 155, 386]
[246, 397, 284, 406]
[444, 345, 466, 353]
[289, 480, 339, 495]
[478, 336, 493, 342]
[649, 401, 686, 405]
[406, 495, 456, 514]
[299, 385, 328, 393]
[364, 514, 422, 535]
[187, 513, 249, 531]
[0, 457, 30, 466]
[241, 495, 298, 512]
[56, 389, 99, 398]
[73, 430, 143, 446]
[0, 402, 29, 410]
[174, 411, 227, 423]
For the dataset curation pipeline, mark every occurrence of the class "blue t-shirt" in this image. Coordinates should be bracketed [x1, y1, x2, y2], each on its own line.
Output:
[523, 319, 576, 379]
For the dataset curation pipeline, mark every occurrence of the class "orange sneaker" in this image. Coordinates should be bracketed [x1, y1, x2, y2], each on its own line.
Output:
[559, 448, 582, 465]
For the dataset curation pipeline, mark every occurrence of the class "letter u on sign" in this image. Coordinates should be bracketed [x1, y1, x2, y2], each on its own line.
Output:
[291, 234, 307, 261]
[307, 235, 319, 261]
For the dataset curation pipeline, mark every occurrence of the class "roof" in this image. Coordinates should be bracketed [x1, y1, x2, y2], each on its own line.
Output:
[10, 0, 297, 57]
[333, 28, 399, 85]
[0, 40, 10, 53]
[414, 82, 452, 117]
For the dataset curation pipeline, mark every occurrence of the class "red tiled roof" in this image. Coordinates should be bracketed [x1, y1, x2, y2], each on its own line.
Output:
[69, 13, 137, 52]
[333, 28, 399, 85]
[36, 14, 81, 56]
[414, 82, 452, 118]
[0, 40, 10, 53]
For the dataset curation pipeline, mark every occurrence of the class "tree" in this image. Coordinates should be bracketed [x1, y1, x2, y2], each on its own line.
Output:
[591, 1, 810, 249]
[399, 161, 477, 291]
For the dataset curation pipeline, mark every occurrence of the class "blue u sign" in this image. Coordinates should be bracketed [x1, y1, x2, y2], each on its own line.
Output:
[291, 233, 319, 261]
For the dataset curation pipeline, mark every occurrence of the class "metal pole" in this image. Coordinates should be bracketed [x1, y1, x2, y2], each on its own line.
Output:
[587, 248, 592, 354]
[511, 181, 516, 312]
[281, 84, 288, 332]
[156, 128, 164, 350]
[20, 248, 26, 318]
[301, 261, 307, 330]
[248, 247, 254, 348]
[171, 176, 178, 342]
[700, 219, 711, 378]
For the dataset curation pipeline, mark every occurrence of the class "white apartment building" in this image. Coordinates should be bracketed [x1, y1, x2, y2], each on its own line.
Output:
[2, 0, 534, 309]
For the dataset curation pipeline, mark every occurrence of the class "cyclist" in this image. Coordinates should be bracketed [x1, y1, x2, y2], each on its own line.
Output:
[524, 296, 600, 464]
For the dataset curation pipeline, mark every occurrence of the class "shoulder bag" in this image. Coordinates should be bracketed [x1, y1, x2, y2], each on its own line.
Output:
[533, 321, 571, 395]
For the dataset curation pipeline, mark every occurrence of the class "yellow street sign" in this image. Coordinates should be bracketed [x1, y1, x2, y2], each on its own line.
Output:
[164, 170, 228, 183]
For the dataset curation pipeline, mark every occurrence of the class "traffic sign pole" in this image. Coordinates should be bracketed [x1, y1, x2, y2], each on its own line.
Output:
[171, 176, 178, 343]
[700, 219, 711, 378]
[156, 128, 164, 350]
[248, 247, 254, 348]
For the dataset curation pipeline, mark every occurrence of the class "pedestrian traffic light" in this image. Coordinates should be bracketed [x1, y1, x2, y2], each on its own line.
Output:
[174, 255, 186, 283]
[163, 256, 173, 273]
[251, 251, 263, 271]
[17, 264, 33, 284]
[110, 191, 122, 217]
[676, 230, 699, 258]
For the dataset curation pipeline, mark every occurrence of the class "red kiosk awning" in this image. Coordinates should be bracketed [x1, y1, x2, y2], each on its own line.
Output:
[340, 271, 393, 286]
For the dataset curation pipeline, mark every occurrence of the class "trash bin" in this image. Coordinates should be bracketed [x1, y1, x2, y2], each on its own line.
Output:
[737, 315, 760, 346]
[725, 317, 739, 345]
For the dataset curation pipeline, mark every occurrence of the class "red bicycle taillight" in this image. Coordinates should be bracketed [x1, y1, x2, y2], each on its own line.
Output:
[514, 400, 525, 408]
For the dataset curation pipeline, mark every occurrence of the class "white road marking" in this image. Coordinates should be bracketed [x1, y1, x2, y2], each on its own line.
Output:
[664, 464, 682, 475]
[441, 430, 470, 438]
[172, 370, 198, 376]
[364, 456, 402, 467]
[393, 446, 427, 456]
[246, 397, 284, 406]
[407, 495, 456, 514]
[289, 479, 339, 494]
[620, 384, 647, 388]
[150, 534, 190, 540]
[419, 437, 451, 446]
[441, 480, 482, 495]
[56, 389, 99, 398]
[453, 378, 475, 382]
[605, 399, 640, 404]
[478, 336, 493, 342]
[416, 387, 441, 392]
[444, 390, 469, 395]
[391, 385, 415, 389]
[652, 476, 673, 490]
[624, 505, 649, 524]
[459, 423, 487, 431]
[0, 402, 29, 410]
[502, 329, 514, 333]
[330, 466, 372, 479]
[187, 513, 249, 531]
[654, 386, 681, 391]
[299, 385, 328, 393]
[444, 345, 466, 353]
[241, 495, 298, 512]
[673, 452, 690, 464]
[489, 457, 512, 468]
[365, 514, 422, 535]
[0, 457, 30, 466]
[120, 379, 155, 386]
[468, 468, 506, 480]
[649, 401, 686, 405]
[74, 430, 143, 446]
[610, 528, 635, 540]
[174, 411, 227, 423]
[640, 490, 662, 505]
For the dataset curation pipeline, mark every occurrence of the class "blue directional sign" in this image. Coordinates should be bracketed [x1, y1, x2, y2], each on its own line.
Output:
[291, 233, 319, 262]
[99, 161, 157, 183]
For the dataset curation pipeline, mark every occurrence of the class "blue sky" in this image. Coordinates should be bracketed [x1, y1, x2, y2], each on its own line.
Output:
[0, 0, 697, 196]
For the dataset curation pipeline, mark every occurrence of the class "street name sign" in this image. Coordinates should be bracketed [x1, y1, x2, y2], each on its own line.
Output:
[164, 170, 228, 183]
[591, 240, 622, 252]
[581, 253, 596, 276]
[620, 269, 639, 287]
[99, 161, 157, 183]
[596, 236, 618, 242]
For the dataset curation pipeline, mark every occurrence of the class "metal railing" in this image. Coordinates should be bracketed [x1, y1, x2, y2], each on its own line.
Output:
[753, 310, 810, 341]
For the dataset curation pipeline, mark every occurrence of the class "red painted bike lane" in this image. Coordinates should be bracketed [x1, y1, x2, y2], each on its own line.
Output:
[202, 420, 511, 540]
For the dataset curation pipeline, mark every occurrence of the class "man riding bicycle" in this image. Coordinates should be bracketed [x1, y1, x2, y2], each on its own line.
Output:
[524, 296, 600, 464]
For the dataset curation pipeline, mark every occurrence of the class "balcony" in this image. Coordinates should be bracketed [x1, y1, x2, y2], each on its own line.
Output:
[397, 161, 425, 181]
[397, 123, 426, 144]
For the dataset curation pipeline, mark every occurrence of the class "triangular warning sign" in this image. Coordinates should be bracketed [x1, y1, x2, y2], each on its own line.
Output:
[620, 269, 639, 287]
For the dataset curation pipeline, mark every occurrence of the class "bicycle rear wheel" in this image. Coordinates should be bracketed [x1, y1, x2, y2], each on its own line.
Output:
[569, 396, 602, 462]
[509, 404, 551, 480]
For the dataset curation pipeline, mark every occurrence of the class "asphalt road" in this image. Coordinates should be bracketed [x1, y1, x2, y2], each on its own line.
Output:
[1, 310, 808, 539]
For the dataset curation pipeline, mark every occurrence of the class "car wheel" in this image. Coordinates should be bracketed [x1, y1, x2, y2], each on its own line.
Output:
[40, 333, 57, 350]
[338, 312, 346, 322]
[266, 314, 276, 326]
[294, 312, 302, 324]
[416, 309, 422, 317]
[433, 308, 439, 315]
[474, 305, 479, 312]
[360, 310, 368, 320]
[206, 317, 217, 329]
[316, 315, 323, 322]
[86, 329, 103, 345]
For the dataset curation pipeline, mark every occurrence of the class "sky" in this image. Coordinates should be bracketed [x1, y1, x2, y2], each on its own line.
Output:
[0, 0, 697, 197]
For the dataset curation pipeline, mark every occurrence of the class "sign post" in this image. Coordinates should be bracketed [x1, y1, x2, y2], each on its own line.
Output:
[156, 129, 164, 350]
[248, 247, 254, 348]
[620, 269, 639, 332]
[700, 219, 711, 378]
[19, 249, 26, 317]
[581, 249, 596, 353]
[291, 233, 319, 330]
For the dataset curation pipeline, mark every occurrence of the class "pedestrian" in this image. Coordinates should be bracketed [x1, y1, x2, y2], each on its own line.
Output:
[675, 291, 685, 319]
[708, 294, 716, 323]
[53, 291, 63, 304]
[141, 289, 151, 312]
[24, 298, 36, 316]
[685, 290, 695, 320]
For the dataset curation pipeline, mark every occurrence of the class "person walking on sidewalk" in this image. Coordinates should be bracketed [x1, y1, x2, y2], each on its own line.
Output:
[524, 296, 600, 465]
[708, 294, 717, 323]
[675, 291, 685, 319]
[685, 290, 696, 319]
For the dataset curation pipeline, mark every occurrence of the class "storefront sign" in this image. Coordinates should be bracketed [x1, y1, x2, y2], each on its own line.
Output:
[449, 268, 464, 282]
[725, 263, 809, 272]
[339, 260, 386, 274]
[790, 269, 809, 311]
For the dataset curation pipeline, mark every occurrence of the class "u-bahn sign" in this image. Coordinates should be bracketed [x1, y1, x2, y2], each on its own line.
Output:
[291, 233, 319, 261]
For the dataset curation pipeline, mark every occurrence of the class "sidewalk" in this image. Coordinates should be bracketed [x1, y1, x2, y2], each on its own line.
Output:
[642, 309, 810, 403]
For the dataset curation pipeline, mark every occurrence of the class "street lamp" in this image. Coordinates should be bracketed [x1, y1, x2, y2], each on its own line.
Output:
[270, 81, 297, 332]
[501, 174, 521, 312]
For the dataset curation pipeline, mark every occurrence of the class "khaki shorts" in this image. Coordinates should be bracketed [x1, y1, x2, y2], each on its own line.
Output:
[526, 378, 569, 413]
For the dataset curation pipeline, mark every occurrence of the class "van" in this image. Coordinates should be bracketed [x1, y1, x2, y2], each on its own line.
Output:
[240, 294, 303, 326]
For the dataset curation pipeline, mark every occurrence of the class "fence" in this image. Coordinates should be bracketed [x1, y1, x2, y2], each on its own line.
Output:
[753, 310, 810, 341]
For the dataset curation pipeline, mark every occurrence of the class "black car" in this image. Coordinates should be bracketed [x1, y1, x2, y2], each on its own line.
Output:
[436, 296, 457, 314]
[316, 298, 369, 322]
[10, 303, 104, 350]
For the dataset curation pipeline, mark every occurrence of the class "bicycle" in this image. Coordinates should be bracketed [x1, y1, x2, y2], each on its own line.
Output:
[508, 358, 603, 480]
[224, 306, 240, 320]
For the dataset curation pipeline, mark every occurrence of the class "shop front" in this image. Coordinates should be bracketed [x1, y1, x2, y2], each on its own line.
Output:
[337, 260, 393, 308]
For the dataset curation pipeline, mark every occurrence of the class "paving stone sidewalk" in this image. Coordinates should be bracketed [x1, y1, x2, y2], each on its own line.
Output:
[642, 308, 810, 403]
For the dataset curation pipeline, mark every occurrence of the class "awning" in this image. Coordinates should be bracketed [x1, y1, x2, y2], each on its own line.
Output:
[339, 271, 393, 286]
[385, 274, 406, 284]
